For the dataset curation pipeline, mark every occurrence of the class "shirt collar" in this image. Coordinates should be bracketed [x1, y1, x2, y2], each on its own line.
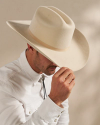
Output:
[19, 49, 42, 84]
[18, 49, 58, 85]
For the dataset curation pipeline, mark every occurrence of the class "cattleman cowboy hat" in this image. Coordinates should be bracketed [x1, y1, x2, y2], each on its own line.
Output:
[6, 6, 89, 71]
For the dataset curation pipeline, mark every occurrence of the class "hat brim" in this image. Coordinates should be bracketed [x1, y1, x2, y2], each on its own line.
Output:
[7, 20, 90, 71]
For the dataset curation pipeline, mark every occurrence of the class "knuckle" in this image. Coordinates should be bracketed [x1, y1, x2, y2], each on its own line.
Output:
[70, 73, 75, 79]
[69, 69, 73, 74]
[72, 80, 75, 85]
[72, 74, 75, 79]
[66, 68, 70, 72]
[68, 73, 73, 79]
[67, 68, 71, 71]
[53, 73, 59, 79]
[73, 73, 75, 78]
[69, 68, 73, 72]
[67, 69, 73, 75]
[53, 74, 57, 78]
[71, 73, 73, 77]
[58, 77, 64, 83]
[71, 69, 74, 73]
[62, 67, 68, 70]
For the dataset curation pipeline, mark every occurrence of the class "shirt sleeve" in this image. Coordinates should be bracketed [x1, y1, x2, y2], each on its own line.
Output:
[57, 99, 69, 125]
[33, 96, 65, 125]
[0, 90, 69, 125]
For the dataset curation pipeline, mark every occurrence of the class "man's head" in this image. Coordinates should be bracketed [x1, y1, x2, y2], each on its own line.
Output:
[26, 43, 58, 75]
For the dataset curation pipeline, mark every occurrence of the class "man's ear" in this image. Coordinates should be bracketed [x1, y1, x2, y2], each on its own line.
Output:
[27, 43, 34, 53]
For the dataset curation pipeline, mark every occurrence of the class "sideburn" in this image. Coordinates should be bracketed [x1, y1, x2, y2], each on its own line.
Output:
[36, 51, 39, 55]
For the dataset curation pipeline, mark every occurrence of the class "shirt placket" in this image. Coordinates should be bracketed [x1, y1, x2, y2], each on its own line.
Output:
[39, 75, 47, 100]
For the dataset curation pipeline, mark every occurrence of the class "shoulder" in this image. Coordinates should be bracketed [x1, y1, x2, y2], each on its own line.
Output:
[0, 59, 21, 82]
[0, 59, 26, 99]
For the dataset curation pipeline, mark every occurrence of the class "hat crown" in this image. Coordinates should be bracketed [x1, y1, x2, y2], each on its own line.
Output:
[29, 6, 75, 50]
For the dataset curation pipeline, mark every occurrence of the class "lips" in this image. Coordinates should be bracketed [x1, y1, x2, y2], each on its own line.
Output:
[49, 66, 57, 70]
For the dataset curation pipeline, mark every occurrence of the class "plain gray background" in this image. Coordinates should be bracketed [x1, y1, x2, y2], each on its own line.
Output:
[0, 0, 100, 125]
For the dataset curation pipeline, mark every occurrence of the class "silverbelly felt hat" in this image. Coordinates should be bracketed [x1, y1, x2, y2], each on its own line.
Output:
[6, 6, 90, 71]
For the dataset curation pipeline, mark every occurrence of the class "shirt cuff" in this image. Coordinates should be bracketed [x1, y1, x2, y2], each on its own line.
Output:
[37, 96, 64, 123]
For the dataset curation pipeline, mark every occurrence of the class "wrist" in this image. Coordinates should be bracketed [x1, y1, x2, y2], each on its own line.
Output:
[48, 94, 63, 108]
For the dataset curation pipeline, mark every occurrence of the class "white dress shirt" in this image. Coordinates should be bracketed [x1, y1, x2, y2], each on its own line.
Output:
[0, 50, 69, 125]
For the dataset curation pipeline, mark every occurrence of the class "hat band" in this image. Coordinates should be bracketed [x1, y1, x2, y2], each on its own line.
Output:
[28, 29, 70, 52]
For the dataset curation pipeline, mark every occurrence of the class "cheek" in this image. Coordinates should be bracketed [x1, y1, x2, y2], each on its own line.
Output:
[40, 57, 50, 67]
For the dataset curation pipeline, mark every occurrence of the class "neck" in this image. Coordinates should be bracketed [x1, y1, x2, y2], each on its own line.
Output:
[25, 49, 42, 74]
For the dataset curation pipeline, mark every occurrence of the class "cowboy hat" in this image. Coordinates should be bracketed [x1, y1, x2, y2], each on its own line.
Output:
[6, 6, 89, 71]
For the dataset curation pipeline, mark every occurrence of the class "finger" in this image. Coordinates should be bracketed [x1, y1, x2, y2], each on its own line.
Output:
[54, 67, 68, 77]
[59, 68, 73, 80]
[64, 73, 75, 84]
[69, 79, 75, 89]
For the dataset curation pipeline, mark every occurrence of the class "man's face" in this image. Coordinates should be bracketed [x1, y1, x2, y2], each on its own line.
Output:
[32, 51, 58, 75]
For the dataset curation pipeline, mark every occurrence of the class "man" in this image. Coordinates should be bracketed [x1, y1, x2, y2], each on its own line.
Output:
[0, 6, 89, 125]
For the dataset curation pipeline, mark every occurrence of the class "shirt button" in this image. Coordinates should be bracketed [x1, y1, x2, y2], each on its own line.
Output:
[54, 119, 57, 122]
[29, 111, 31, 114]
[61, 111, 64, 113]
[58, 115, 60, 117]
